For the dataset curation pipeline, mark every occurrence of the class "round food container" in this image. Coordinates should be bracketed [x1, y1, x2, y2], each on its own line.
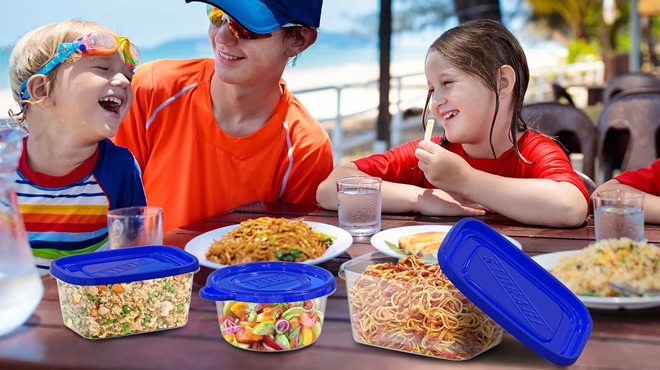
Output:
[50, 246, 199, 339]
[200, 262, 336, 351]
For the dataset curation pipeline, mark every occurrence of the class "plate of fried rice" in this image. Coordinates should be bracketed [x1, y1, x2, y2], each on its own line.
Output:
[533, 238, 660, 310]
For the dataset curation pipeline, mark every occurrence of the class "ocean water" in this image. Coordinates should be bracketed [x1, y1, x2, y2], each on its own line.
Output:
[0, 31, 426, 91]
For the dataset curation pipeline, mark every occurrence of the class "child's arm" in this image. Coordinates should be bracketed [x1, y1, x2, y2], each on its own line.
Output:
[316, 162, 486, 216]
[416, 141, 588, 227]
[596, 180, 660, 224]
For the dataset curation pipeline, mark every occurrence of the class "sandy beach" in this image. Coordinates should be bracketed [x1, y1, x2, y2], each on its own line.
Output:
[0, 90, 17, 120]
[0, 47, 568, 122]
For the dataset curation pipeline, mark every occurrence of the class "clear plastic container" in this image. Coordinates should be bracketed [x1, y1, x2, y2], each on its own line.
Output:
[339, 251, 502, 360]
[200, 262, 336, 352]
[50, 246, 199, 339]
[214, 298, 327, 351]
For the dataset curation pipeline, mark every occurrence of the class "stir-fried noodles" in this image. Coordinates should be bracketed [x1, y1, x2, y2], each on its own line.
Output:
[348, 255, 502, 360]
[205, 217, 333, 265]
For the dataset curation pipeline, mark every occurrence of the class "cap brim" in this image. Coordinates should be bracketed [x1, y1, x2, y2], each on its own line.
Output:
[186, 0, 291, 34]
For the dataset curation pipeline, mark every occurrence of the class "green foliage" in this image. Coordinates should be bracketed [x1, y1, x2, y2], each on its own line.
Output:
[526, 0, 631, 53]
[566, 39, 600, 63]
[608, 3, 631, 52]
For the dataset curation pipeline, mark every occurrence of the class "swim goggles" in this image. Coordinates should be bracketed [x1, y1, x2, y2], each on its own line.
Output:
[19, 31, 140, 102]
[206, 5, 297, 40]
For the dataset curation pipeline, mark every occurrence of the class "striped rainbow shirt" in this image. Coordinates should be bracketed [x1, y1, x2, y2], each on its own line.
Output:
[12, 138, 147, 262]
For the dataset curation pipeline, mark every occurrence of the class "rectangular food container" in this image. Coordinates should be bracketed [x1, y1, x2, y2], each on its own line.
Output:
[339, 250, 503, 361]
[342, 218, 593, 366]
[200, 262, 336, 351]
[50, 246, 199, 339]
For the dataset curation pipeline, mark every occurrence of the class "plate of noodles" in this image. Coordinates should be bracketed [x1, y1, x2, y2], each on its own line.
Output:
[371, 225, 522, 259]
[533, 238, 660, 310]
[184, 217, 353, 269]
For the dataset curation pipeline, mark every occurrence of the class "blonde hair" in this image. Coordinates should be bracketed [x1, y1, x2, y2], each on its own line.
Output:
[8, 20, 113, 125]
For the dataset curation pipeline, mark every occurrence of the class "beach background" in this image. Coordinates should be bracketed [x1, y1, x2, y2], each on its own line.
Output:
[0, 0, 568, 120]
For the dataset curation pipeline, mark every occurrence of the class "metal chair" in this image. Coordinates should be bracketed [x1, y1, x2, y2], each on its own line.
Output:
[522, 102, 597, 180]
[596, 90, 660, 184]
[601, 72, 660, 107]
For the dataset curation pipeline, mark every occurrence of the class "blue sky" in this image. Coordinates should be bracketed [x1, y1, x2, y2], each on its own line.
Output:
[0, 0, 378, 48]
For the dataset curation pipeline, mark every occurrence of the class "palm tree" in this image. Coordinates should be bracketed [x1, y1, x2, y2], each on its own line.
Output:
[389, 0, 501, 33]
[454, 0, 501, 23]
[526, 0, 603, 42]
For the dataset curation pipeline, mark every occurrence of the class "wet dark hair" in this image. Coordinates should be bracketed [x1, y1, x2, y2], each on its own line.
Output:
[429, 19, 531, 162]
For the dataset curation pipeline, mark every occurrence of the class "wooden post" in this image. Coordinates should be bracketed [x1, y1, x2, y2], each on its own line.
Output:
[376, 0, 392, 153]
[631, 0, 641, 71]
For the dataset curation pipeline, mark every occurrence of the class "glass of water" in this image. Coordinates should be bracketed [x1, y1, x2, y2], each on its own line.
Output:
[336, 176, 382, 236]
[107, 206, 163, 249]
[593, 189, 645, 241]
[0, 128, 44, 337]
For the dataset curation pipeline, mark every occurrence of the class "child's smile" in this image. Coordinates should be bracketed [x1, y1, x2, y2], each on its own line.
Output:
[99, 96, 124, 117]
[99, 96, 125, 118]
[440, 109, 459, 124]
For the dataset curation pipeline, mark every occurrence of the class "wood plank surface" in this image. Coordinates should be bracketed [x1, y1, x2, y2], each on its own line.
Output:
[3, 201, 660, 370]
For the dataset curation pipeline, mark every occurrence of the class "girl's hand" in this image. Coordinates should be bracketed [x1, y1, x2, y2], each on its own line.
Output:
[415, 140, 473, 193]
[416, 189, 486, 216]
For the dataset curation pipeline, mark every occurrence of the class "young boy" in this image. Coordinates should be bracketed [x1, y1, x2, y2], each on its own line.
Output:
[8, 20, 146, 266]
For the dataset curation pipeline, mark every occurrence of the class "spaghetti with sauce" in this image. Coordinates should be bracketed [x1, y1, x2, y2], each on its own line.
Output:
[348, 255, 502, 360]
[205, 217, 333, 265]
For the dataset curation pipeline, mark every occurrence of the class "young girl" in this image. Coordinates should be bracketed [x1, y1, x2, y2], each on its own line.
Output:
[317, 20, 588, 227]
[596, 159, 660, 224]
[7, 20, 147, 266]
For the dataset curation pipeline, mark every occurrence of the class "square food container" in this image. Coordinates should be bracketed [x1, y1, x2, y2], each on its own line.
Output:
[200, 262, 336, 351]
[340, 219, 593, 366]
[50, 246, 199, 339]
[339, 251, 502, 361]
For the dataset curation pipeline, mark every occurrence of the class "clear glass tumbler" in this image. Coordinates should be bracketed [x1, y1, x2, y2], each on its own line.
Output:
[336, 176, 382, 236]
[107, 206, 163, 249]
[594, 189, 645, 241]
[0, 128, 44, 336]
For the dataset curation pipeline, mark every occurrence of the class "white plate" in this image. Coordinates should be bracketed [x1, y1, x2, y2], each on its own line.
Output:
[370, 225, 522, 259]
[185, 221, 353, 269]
[533, 251, 660, 310]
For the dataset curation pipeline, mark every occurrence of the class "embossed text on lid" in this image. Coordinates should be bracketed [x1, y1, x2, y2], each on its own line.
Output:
[437, 218, 592, 366]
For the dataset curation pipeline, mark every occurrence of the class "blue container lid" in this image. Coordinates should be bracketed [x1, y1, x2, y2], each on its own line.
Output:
[50, 246, 199, 286]
[200, 262, 336, 303]
[437, 218, 592, 366]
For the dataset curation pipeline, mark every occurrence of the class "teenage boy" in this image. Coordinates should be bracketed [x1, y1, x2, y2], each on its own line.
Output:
[114, 0, 333, 231]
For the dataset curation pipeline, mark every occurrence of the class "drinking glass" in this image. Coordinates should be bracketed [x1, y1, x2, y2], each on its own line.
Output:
[107, 206, 163, 249]
[336, 176, 382, 236]
[593, 189, 644, 241]
[0, 128, 44, 336]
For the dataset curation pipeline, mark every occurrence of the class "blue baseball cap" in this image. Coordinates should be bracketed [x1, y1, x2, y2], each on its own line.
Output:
[186, 0, 323, 34]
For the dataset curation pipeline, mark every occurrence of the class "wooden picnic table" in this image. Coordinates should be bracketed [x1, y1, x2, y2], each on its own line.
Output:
[3, 201, 660, 370]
